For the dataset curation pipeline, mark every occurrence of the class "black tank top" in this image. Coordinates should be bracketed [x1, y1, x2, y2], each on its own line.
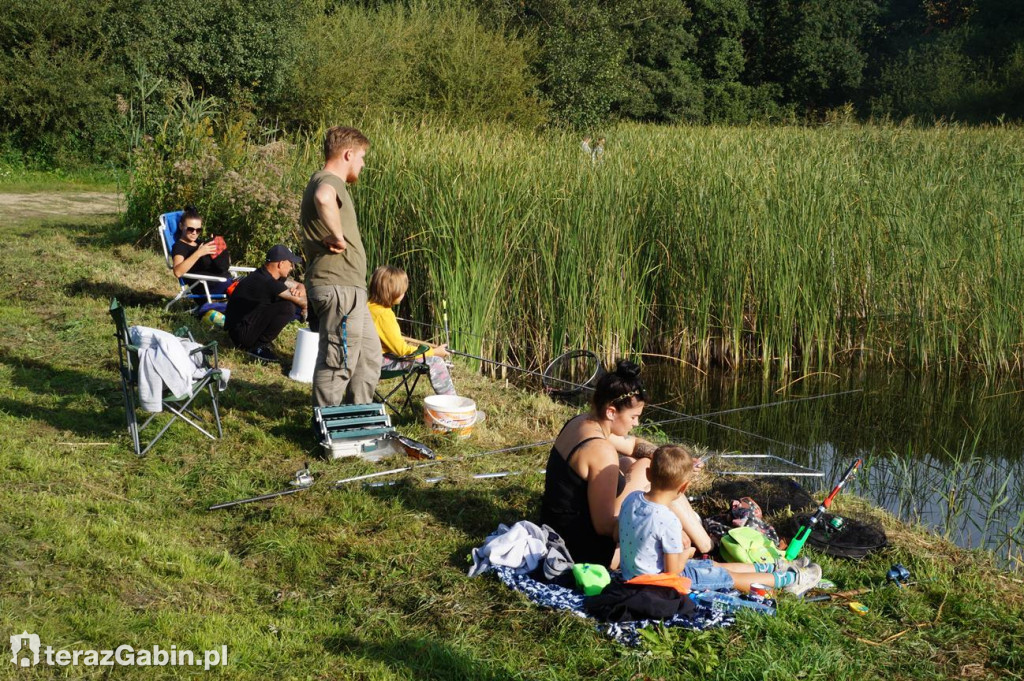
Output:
[540, 430, 626, 567]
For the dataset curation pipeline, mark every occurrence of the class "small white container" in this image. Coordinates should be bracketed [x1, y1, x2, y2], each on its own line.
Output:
[288, 328, 319, 383]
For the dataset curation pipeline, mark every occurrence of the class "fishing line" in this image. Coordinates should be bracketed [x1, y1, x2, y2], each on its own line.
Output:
[216, 388, 851, 507]
[331, 440, 555, 487]
[335, 392, 858, 488]
[645, 390, 864, 427]
[451, 347, 860, 455]
[407, 315, 862, 455]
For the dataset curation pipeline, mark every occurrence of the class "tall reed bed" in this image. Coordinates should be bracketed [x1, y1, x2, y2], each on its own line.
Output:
[357, 121, 1024, 373]
[128, 117, 1024, 372]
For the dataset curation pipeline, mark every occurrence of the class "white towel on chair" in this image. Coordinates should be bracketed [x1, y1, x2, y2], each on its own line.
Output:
[130, 326, 208, 413]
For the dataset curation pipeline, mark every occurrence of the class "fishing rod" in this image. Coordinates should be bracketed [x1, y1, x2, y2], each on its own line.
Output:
[784, 458, 863, 560]
[334, 393, 847, 488]
[212, 388, 839, 509]
[331, 440, 555, 487]
[448, 348, 560, 384]
[442, 301, 451, 352]
[208, 435, 435, 511]
[412, 320, 860, 439]
[365, 469, 545, 488]
[209, 466, 314, 511]
[211, 348, 857, 508]
[450, 346, 860, 455]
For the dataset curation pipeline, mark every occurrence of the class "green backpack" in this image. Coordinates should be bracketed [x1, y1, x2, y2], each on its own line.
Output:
[719, 526, 782, 564]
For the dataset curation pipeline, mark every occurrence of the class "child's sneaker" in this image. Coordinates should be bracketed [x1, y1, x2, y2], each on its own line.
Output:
[784, 563, 822, 597]
[775, 556, 812, 573]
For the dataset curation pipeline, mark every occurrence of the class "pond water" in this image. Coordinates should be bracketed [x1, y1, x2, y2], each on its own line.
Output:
[641, 365, 1024, 570]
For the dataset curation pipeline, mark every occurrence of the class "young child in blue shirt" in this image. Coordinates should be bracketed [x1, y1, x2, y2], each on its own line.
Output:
[618, 444, 822, 595]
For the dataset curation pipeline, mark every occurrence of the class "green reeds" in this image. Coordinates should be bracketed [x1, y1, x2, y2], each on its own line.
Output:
[354, 120, 1024, 372]
[129, 116, 1024, 372]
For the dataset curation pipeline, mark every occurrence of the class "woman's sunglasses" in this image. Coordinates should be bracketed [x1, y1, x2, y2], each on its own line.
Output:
[185, 227, 202, 234]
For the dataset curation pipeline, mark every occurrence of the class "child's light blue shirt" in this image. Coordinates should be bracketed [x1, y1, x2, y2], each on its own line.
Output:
[618, 490, 683, 581]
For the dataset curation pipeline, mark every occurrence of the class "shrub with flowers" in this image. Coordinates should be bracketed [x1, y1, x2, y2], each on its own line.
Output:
[124, 94, 304, 267]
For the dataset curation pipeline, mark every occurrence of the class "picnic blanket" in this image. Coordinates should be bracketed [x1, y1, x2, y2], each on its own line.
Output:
[490, 566, 734, 646]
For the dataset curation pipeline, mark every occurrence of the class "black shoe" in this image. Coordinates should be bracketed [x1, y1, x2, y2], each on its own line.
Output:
[246, 346, 280, 363]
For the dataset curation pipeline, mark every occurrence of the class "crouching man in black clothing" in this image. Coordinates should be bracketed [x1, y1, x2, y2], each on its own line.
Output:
[226, 244, 308, 363]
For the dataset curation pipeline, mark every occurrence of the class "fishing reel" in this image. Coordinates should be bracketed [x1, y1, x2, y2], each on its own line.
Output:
[886, 563, 911, 586]
[289, 465, 315, 488]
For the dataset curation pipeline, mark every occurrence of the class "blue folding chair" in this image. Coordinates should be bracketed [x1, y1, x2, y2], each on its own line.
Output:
[159, 211, 254, 312]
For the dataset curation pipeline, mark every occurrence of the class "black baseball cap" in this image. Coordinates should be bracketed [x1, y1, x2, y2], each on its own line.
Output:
[266, 244, 301, 264]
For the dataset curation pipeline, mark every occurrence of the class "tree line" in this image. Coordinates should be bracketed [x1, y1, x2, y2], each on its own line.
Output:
[1, 0, 1021, 164]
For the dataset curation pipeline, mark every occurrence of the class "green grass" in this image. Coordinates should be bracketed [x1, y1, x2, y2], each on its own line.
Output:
[0, 164, 123, 192]
[1, 205, 1022, 679]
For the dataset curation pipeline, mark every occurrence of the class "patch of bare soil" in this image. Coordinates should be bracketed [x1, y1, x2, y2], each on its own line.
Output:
[0, 192, 122, 221]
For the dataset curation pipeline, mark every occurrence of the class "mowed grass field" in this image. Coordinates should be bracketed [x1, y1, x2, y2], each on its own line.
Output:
[0, 193, 1022, 679]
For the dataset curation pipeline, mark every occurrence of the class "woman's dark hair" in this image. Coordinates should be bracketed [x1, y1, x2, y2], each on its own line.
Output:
[592, 359, 646, 412]
[175, 205, 203, 241]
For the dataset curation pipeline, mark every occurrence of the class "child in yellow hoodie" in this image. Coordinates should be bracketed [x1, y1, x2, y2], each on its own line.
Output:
[368, 265, 456, 396]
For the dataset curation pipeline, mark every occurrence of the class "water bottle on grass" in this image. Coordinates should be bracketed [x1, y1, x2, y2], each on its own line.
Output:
[692, 590, 776, 616]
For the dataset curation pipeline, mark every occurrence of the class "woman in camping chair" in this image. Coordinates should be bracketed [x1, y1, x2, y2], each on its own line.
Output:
[367, 265, 457, 396]
[171, 205, 233, 296]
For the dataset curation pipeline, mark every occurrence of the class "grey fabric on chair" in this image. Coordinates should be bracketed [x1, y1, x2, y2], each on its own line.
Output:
[109, 298, 225, 456]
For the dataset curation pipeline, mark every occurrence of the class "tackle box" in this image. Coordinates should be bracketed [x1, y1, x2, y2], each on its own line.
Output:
[315, 403, 396, 460]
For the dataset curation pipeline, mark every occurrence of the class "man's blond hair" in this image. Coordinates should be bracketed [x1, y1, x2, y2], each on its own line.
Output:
[324, 126, 369, 161]
[369, 265, 410, 307]
[649, 444, 696, 491]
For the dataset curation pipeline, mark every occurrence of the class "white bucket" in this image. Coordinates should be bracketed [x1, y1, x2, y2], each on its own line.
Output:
[288, 328, 320, 383]
[423, 395, 478, 439]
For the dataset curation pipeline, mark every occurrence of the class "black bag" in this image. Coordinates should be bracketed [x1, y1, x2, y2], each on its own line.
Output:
[583, 583, 696, 622]
[791, 512, 888, 560]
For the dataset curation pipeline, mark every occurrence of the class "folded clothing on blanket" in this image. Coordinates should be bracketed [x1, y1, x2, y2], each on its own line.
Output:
[468, 520, 573, 579]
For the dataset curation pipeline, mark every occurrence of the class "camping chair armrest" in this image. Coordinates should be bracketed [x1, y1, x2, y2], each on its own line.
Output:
[385, 344, 430, 362]
[189, 341, 220, 369]
[229, 266, 256, 275]
[181, 273, 230, 283]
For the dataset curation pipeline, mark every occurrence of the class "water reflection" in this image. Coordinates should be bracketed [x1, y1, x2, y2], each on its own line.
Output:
[643, 365, 1024, 569]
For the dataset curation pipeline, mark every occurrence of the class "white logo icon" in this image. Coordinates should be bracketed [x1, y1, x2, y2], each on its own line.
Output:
[10, 632, 40, 667]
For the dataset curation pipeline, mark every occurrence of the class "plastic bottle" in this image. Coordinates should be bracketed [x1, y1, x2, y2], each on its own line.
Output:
[691, 590, 776, 616]
[203, 309, 226, 328]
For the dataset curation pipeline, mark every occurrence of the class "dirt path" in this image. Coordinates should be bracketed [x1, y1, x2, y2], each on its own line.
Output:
[0, 192, 122, 221]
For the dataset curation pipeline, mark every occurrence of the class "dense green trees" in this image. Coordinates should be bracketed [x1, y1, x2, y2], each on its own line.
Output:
[0, 0, 1021, 163]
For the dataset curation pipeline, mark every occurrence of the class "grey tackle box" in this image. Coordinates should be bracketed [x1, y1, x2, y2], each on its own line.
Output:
[315, 403, 397, 460]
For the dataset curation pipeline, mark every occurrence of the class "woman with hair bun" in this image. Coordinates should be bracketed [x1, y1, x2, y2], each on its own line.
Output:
[540, 360, 712, 567]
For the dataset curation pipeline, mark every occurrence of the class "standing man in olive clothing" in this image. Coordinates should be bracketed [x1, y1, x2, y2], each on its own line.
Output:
[299, 126, 381, 408]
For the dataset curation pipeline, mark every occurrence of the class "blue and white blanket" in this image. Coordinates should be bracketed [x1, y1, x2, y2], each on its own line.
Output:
[490, 566, 734, 646]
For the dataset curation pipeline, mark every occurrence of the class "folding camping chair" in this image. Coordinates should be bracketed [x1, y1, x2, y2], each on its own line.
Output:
[374, 344, 431, 417]
[110, 298, 225, 456]
[159, 210, 254, 312]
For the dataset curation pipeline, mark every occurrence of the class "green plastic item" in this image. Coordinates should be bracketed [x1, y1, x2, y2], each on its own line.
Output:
[572, 563, 611, 596]
[719, 526, 783, 564]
